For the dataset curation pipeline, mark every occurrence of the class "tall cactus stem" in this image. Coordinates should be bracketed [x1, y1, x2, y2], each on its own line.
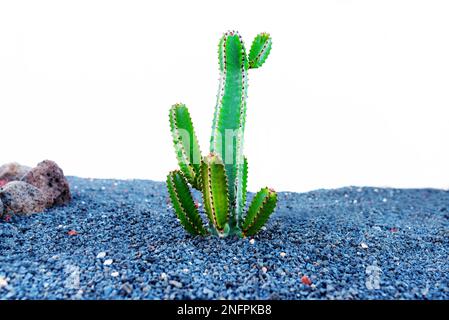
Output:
[210, 31, 248, 225]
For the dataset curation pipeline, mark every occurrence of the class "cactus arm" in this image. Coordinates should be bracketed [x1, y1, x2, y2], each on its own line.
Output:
[248, 33, 272, 69]
[241, 187, 277, 236]
[169, 103, 202, 189]
[200, 154, 229, 232]
[166, 171, 208, 236]
[210, 31, 249, 222]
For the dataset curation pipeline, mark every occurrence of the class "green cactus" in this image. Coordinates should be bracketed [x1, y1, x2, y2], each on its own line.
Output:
[167, 31, 277, 237]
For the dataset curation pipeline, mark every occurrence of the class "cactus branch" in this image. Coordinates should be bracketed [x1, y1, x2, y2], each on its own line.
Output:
[166, 171, 208, 236]
[201, 154, 229, 232]
[248, 33, 272, 69]
[169, 103, 202, 189]
[241, 187, 277, 236]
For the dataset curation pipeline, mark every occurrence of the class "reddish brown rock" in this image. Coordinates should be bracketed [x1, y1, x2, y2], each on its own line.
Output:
[22, 160, 71, 207]
[0, 181, 47, 216]
[0, 162, 31, 183]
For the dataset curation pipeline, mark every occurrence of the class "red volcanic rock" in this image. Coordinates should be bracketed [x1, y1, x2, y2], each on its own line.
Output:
[0, 162, 31, 183]
[301, 275, 312, 286]
[0, 181, 47, 216]
[23, 160, 71, 207]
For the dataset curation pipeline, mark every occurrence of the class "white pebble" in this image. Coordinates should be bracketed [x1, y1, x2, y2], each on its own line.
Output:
[169, 280, 183, 288]
[249, 239, 255, 245]
[96, 252, 106, 259]
[103, 259, 113, 266]
[280, 252, 286, 258]
[360, 242, 369, 249]
[0, 276, 8, 289]
[160, 272, 168, 280]
[382, 198, 388, 203]
[111, 272, 119, 277]
[261, 267, 268, 273]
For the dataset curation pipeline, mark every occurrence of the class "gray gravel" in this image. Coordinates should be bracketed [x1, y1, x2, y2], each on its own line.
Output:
[0, 177, 448, 299]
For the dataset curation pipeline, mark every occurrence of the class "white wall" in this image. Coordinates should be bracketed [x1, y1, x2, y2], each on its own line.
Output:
[1, 0, 448, 192]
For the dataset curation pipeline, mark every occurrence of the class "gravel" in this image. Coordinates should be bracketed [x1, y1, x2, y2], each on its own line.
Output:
[0, 177, 448, 299]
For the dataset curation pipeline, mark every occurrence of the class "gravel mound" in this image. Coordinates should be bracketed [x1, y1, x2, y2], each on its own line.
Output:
[1, 177, 448, 299]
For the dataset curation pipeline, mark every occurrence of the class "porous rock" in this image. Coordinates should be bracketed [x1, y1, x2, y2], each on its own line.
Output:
[0, 181, 47, 216]
[0, 162, 31, 183]
[22, 160, 71, 207]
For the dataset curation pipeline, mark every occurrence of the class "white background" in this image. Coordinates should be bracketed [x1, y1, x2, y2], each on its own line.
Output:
[1, 0, 448, 192]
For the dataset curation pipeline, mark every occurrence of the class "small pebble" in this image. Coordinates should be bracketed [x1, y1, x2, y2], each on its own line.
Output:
[261, 267, 268, 273]
[96, 252, 106, 259]
[103, 259, 113, 266]
[0, 276, 8, 289]
[301, 275, 312, 286]
[360, 242, 368, 249]
[121, 283, 133, 295]
[203, 288, 215, 296]
[67, 230, 78, 236]
[111, 272, 119, 277]
[169, 280, 183, 288]
[280, 252, 286, 258]
[249, 239, 255, 245]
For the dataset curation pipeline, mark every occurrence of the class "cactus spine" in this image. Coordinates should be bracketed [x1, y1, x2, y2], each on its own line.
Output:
[167, 31, 276, 237]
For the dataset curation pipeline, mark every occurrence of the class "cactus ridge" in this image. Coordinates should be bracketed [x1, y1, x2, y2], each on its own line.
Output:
[241, 187, 277, 236]
[167, 31, 277, 237]
[166, 171, 207, 235]
[169, 104, 202, 188]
